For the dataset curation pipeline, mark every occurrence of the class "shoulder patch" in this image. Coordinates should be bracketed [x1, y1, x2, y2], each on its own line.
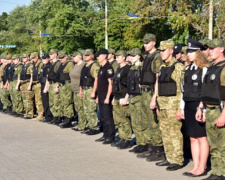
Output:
[107, 69, 113, 75]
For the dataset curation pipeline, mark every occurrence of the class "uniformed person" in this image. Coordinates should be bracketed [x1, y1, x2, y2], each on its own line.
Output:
[80, 49, 99, 135]
[107, 48, 119, 72]
[9, 54, 23, 116]
[173, 44, 184, 63]
[1, 54, 13, 113]
[19, 53, 34, 119]
[39, 53, 53, 123]
[47, 49, 62, 124]
[196, 39, 225, 180]
[199, 39, 212, 61]
[135, 34, 163, 159]
[55, 50, 74, 128]
[69, 51, 86, 131]
[155, 40, 184, 171]
[0, 54, 6, 111]
[111, 50, 132, 149]
[95, 48, 115, 144]
[30, 52, 44, 120]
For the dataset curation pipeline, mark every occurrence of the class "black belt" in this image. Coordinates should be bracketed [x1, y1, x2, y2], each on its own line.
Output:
[33, 82, 40, 85]
[140, 87, 152, 93]
[20, 81, 29, 85]
[82, 86, 93, 90]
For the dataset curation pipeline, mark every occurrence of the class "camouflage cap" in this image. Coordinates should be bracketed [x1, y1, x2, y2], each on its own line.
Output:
[108, 48, 115, 54]
[49, 49, 58, 55]
[6, 54, 12, 60]
[20, 53, 30, 58]
[208, 39, 225, 48]
[72, 51, 83, 57]
[181, 46, 187, 53]
[199, 39, 211, 48]
[130, 48, 142, 56]
[158, 40, 175, 51]
[12, 54, 19, 60]
[58, 50, 67, 59]
[142, 33, 156, 43]
[115, 50, 127, 57]
[84, 49, 94, 56]
[30, 52, 39, 59]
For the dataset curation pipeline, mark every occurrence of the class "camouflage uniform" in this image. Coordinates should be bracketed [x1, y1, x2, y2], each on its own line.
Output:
[20, 60, 34, 118]
[9, 56, 23, 114]
[31, 52, 44, 120]
[82, 63, 99, 130]
[157, 55, 184, 165]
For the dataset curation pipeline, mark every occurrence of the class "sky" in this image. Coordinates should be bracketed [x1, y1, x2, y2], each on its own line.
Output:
[0, 0, 32, 15]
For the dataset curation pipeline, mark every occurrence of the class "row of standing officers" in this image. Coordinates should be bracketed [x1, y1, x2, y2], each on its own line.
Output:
[0, 34, 225, 180]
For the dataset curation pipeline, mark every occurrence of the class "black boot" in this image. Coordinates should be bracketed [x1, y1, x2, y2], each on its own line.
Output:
[59, 118, 72, 128]
[117, 140, 131, 149]
[111, 139, 124, 147]
[137, 145, 155, 158]
[146, 146, 165, 162]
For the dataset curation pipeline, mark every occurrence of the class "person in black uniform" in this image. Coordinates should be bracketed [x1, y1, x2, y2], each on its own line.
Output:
[181, 39, 209, 177]
[39, 53, 53, 123]
[95, 48, 115, 144]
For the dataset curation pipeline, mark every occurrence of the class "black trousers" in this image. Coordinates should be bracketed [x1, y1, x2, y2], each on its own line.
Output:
[41, 84, 53, 121]
[99, 98, 116, 139]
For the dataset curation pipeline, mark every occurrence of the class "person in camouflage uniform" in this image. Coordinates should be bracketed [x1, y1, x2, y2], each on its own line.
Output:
[54, 50, 74, 128]
[80, 49, 100, 135]
[70, 51, 86, 131]
[111, 50, 132, 149]
[30, 52, 44, 120]
[196, 39, 225, 180]
[155, 40, 184, 171]
[47, 49, 62, 124]
[9, 54, 23, 116]
[0, 55, 7, 111]
[1, 54, 13, 113]
[108, 48, 119, 72]
[19, 53, 34, 119]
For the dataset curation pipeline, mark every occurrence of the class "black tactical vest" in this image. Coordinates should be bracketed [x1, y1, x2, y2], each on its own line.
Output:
[9, 64, 16, 81]
[2, 64, 11, 84]
[57, 61, 70, 84]
[112, 65, 129, 98]
[127, 66, 142, 96]
[12, 64, 23, 81]
[80, 62, 95, 86]
[158, 62, 178, 96]
[20, 63, 33, 81]
[202, 61, 225, 105]
[48, 60, 60, 82]
[183, 65, 202, 102]
[39, 62, 51, 84]
[33, 61, 42, 81]
[140, 51, 158, 85]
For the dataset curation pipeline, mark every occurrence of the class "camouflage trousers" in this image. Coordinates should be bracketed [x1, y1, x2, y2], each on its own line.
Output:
[49, 83, 62, 117]
[82, 88, 98, 130]
[113, 99, 132, 140]
[129, 95, 148, 145]
[20, 82, 34, 118]
[206, 106, 225, 176]
[59, 83, 74, 118]
[9, 81, 23, 114]
[1, 88, 11, 109]
[141, 91, 163, 146]
[33, 83, 44, 115]
[74, 92, 86, 130]
[158, 109, 183, 165]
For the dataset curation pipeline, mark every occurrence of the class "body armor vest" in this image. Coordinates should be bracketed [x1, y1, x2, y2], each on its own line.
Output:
[183, 66, 202, 102]
[80, 62, 95, 86]
[20, 63, 32, 81]
[127, 66, 142, 96]
[39, 63, 51, 84]
[9, 64, 16, 81]
[57, 61, 70, 84]
[202, 61, 225, 105]
[140, 51, 158, 85]
[48, 60, 60, 82]
[12, 64, 23, 81]
[158, 62, 178, 96]
[33, 61, 41, 81]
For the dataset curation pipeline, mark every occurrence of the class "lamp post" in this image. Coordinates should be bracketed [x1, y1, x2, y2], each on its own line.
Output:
[208, 0, 213, 40]
[105, 0, 108, 49]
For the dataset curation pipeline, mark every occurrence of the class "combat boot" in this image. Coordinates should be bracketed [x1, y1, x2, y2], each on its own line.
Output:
[111, 139, 124, 147]
[117, 140, 131, 149]
[134, 145, 148, 153]
[137, 145, 155, 158]
[59, 118, 73, 128]
[32, 113, 44, 121]
[146, 146, 165, 162]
